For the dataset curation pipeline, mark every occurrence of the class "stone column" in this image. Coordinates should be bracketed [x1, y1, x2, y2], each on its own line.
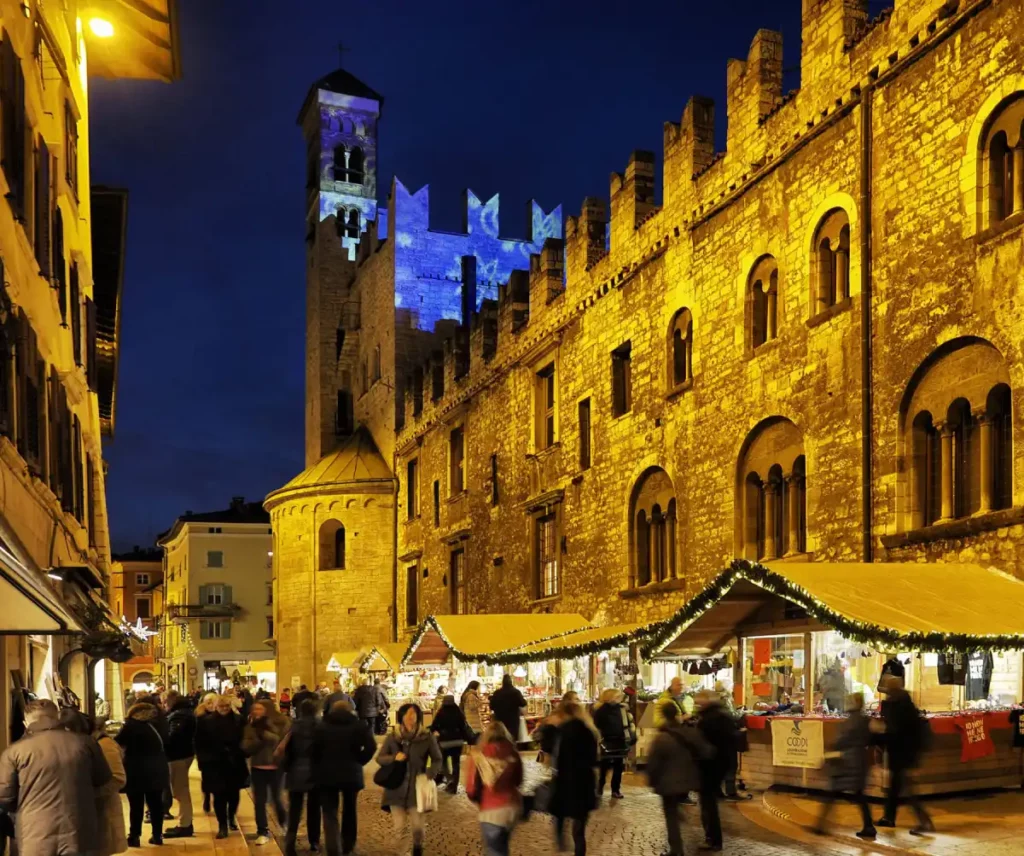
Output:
[1013, 145, 1024, 216]
[764, 482, 779, 560]
[766, 291, 778, 340]
[938, 421, 954, 522]
[975, 410, 993, 514]
[835, 249, 848, 302]
[784, 474, 802, 555]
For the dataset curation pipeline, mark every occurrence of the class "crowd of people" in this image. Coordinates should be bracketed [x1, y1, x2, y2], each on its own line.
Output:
[0, 670, 936, 856]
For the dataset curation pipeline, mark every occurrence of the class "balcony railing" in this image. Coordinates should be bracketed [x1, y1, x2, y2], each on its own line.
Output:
[167, 603, 241, 619]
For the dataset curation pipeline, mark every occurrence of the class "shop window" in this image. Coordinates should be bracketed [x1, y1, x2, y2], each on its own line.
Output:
[747, 256, 778, 350]
[318, 519, 346, 570]
[629, 468, 678, 587]
[535, 512, 560, 599]
[450, 425, 465, 495]
[668, 309, 693, 388]
[737, 418, 806, 559]
[982, 94, 1024, 226]
[406, 564, 418, 626]
[449, 548, 466, 614]
[811, 210, 850, 313]
[406, 458, 419, 519]
[611, 342, 631, 416]
[206, 550, 223, 568]
[535, 362, 556, 449]
[578, 398, 592, 470]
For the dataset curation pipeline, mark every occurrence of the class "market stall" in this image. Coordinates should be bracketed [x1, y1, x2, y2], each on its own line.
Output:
[326, 649, 371, 691]
[642, 559, 1024, 796]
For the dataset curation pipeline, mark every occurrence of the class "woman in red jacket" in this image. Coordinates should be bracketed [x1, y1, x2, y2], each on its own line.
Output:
[465, 721, 523, 856]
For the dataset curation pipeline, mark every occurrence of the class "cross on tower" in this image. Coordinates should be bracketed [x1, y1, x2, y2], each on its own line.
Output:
[337, 42, 349, 67]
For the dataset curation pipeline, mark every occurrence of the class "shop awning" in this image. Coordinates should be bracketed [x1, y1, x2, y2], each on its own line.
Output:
[248, 659, 276, 674]
[403, 614, 591, 667]
[499, 622, 664, 665]
[327, 650, 369, 672]
[363, 643, 408, 673]
[644, 559, 1024, 657]
[0, 544, 82, 634]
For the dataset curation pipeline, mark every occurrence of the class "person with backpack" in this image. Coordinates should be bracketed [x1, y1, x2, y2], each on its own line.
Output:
[465, 721, 523, 856]
[116, 701, 171, 846]
[875, 675, 934, 835]
[647, 702, 713, 856]
[593, 689, 635, 800]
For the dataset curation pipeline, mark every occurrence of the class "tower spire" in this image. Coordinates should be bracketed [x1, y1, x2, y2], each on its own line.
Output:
[337, 42, 349, 68]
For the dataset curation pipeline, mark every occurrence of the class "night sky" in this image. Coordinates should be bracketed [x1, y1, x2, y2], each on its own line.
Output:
[90, 1, 887, 553]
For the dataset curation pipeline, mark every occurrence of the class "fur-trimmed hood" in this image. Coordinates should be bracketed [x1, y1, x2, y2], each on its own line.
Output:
[126, 702, 160, 722]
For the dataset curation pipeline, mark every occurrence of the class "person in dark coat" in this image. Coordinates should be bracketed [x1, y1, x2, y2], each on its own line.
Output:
[322, 681, 354, 716]
[291, 685, 317, 712]
[812, 693, 876, 839]
[281, 700, 321, 856]
[116, 702, 171, 846]
[352, 678, 380, 734]
[429, 694, 471, 793]
[876, 676, 934, 834]
[695, 690, 736, 851]
[195, 694, 249, 839]
[164, 690, 197, 838]
[592, 688, 635, 799]
[314, 700, 376, 856]
[242, 699, 289, 845]
[488, 675, 526, 744]
[551, 702, 599, 856]
[647, 702, 713, 856]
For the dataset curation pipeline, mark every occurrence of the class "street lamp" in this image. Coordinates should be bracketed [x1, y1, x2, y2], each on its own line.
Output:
[88, 17, 114, 38]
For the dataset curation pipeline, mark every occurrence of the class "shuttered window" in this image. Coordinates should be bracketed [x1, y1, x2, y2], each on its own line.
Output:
[33, 139, 50, 278]
[85, 298, 97, 390]
[70, 262, 81, 365]
[72, 415, 83, 523]
[54, 208, 66, 323]
[1, 39, 27, 220]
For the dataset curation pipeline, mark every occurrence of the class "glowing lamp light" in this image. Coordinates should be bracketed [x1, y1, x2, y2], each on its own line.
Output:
[513, 666, 527, 678]
[88, 18, 114, 38]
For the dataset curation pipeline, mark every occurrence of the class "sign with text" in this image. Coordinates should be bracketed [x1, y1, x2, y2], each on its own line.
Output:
[771, 718, 825, 769]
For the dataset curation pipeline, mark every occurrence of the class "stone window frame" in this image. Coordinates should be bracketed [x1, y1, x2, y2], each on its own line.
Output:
[449, 547, 467, 615]
[525, 491, 564, 603]
[745, 255, 780, 353]
[317, 518, 346, 571]
[577, 393, 594, 472]
[611, 341, 632, 417]
[735, 417, 807, 561]
[810, 209, 851, 316]
[666, 307, 694, 394]
[405, 455, 420, 520]
[405, 560, 419, 628]
[628, 467, 678, 589]
[447, 414, 468, 498]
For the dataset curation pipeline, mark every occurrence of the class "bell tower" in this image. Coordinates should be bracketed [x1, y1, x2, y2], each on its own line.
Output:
[298, 67, 382, 467]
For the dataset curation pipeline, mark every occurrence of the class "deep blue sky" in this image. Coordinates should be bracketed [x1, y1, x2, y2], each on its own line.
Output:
[91, 1, 887, 552]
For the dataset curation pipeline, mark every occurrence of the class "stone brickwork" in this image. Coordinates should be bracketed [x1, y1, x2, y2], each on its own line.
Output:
[277, 0, 1024, 662]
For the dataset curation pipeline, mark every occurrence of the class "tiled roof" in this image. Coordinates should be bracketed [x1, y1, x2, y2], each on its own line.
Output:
[278, 427, 393, 491]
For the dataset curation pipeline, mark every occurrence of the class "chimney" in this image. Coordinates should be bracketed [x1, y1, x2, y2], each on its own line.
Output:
[230, 496, 245, 511]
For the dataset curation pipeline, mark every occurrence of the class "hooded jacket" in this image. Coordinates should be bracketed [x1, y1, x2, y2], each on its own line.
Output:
[242, 713, 289, 768]
[0, 715, 112, 856]
[165, 699, 197, 761]
[429, 698, 470, 746]
[313, 708, 376, 790]
[116, 703, 170, 793]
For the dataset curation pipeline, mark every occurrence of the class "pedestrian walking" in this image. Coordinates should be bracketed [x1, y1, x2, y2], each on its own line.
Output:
[243, 699, 289, 846]
[489, 675, 526, 745]
[322, 680, 354, 716]
[0, 699, 112, 856]
[195, 694, 249, 839]
[694, 689, 736, 852]
[292, 684, 318, 712]
[460, 681, 484, 742]
[352, 678, 380, 734]
[116, 701, 171, 846]
[532, 692, 578, 765]
[593, 688, 635, 799]
[280, 700, 322, 856]
[63, 710, 128, 856]
[280, 687, 292, 717]
[647, 701, 713, 856]
[466, 721, 523, 856]
[431, 687, 447, 716]
[376, 703, 442, 856]
[236, 685, 255, 721]
[550, 701, 599, 856]
[654, 677, 694, 726]
[812, 693, 877, 840]
[373, 679, 391, 734]
[195, 693, 218, 814]
[95, 693, 111, 720]
[875, 675, 934, 835]
[163, 690, 197, 838]
[315, 699, 376, 856]
[429, 694, 471, 793]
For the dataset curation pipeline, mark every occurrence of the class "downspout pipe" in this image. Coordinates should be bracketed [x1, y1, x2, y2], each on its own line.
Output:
[860, 81, 875, 562]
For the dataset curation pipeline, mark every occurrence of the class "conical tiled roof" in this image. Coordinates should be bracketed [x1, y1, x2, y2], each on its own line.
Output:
[279, 428, 393, 491]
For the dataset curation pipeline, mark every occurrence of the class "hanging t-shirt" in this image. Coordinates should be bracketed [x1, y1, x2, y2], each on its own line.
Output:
[877, 658, 906, 691]
[1009, 709, 1024, 748]
[937, 652, 967, 686]
[954, 714, 995, 762]
[966, 652, 993, 701]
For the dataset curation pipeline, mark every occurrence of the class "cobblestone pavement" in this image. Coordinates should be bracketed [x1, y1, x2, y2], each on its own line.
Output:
[268, 760, 867, 856]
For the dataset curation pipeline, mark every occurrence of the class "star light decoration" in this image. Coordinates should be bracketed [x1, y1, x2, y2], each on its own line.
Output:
[120, 616, 158, 641]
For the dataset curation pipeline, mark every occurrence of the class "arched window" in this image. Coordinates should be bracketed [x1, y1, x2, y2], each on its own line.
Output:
[348, 147, 365, 184]
[747, 256, 778, 350]
[629, 468, 678, 587]
[736, 418, 806, 560]
[812, 210, 850, 313]
[982, 95, 1024, 226]
[318, 519, 346, 570]
[344, 209, 360, 240]
[668, 308, 693, 389]
[901, 339, 1013, 530]
[333, 144, 348, 182]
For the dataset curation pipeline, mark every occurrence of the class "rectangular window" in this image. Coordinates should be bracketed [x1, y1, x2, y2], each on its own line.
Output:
[450, 426, 465, 495]
[206, 550, 223, 568]
[450, 549, 466, 615]
[208, 526, 222, 534]
[64, 102, 78, 195]
[1, 39, 27, 218]
[336, 389, 353, 435]
[135, 573, 150, 586]
[266, 582, 273, 606]
[579, 398, 592, 470]
[406, 564, 418, 626]
[433, 480, 440, 527]
[70, 262, 81, 365]
[204, 584, 226, 605]
[33, 139, 51, 279]
[536, 513, 560, 598]
[85, 298, 98, 391]
[135, 597, 151, 620]
[612, 342, 632, 416]
[407, 458, 418, 519]
[490, 454, 499, 506]
[266, 615, 274, 639]
[536, 362, 556, 449]
[199, 620, 230, 640]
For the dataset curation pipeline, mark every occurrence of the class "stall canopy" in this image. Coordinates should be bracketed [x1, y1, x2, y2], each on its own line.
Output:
[327, 650, 370, 673]
[0, 544, 82, 634]
[644, 559, 1024, 657]
[500, 622, 664, 665]
[402, 614, 591, 667]
[363, 643, 408, 673]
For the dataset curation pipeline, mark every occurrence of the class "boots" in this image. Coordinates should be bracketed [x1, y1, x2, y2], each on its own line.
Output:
[215, 826, 229, 840]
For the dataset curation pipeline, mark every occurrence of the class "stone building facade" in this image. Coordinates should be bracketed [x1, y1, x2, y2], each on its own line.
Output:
[271, 0, 1024, 682]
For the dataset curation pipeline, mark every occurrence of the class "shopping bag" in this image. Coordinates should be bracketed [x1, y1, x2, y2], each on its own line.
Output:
[415, 773, 438, 813]
[517, 717, 529, 744]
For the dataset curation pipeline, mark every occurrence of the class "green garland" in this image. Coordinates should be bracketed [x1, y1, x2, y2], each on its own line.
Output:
[640, 558, 1024, 658]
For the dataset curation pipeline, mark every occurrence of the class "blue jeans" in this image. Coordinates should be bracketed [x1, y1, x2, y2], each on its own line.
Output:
[481, 822, 512, 856]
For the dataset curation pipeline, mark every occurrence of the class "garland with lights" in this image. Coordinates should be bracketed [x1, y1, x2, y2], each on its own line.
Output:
[640, 558, 1024, 658]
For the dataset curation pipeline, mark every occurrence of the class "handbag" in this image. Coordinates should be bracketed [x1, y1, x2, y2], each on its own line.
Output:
[531, 780, 554, 814]
[373, 758, 407, 789]
[415, 773, 438, 813]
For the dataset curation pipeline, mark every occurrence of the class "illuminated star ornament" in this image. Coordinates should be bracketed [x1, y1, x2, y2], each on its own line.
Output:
[120, 616, 158, 641]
